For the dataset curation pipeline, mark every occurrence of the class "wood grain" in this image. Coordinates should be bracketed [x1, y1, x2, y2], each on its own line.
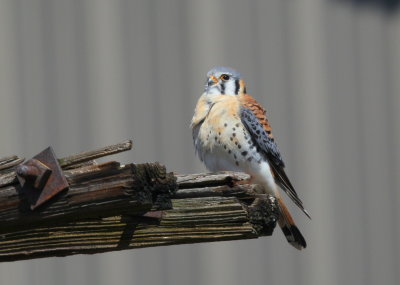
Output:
[58, 140, 132, 168]
[0, 141, 277, 262]
[0, 162, 176, 228]
[0, 172, 277, 262]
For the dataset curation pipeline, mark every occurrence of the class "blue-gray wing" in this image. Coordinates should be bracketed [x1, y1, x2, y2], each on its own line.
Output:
[241, 107, 310, 218]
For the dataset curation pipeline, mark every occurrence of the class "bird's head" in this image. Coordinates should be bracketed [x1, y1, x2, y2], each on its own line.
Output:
[205, 66, 247, 95]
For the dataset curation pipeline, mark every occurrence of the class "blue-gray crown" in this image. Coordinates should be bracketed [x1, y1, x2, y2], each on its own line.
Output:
[207, 66, 241, 79]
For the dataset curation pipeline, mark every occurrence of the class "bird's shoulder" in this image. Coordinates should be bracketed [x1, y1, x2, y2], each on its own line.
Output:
[238, 94, 273, 138]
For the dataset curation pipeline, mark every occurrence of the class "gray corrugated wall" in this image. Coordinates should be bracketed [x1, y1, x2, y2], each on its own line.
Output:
[0, 1, 399, 284]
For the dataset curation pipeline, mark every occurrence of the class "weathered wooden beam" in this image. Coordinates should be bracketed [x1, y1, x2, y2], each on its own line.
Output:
[0, 141, 173, 228]
[0, 141, 278, 262]
[0, 156, 25, 171]
[0, 172, 278, 262]
[0, 140, 133, 188]
[0, 162, 176, 228]
[0, 156, 25, 188]
[58, 140, 132, 169]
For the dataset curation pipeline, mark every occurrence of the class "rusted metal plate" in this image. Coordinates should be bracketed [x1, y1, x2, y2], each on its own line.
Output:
[16, 159, 52, 190]
[16, 147, 69, 210]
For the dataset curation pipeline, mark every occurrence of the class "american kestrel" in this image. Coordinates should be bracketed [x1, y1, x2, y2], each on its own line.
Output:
[191, 67, 310, 249]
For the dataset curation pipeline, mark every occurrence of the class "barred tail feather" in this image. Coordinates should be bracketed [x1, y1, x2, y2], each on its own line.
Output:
[277, 198, 307, 250]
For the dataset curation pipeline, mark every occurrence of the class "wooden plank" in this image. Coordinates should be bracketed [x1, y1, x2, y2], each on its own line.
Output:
[176, 172, 250, 188]
[0, 185, 277, 262]
[0, 162, 176, 228]
[0, 140, 277, 262]
[0, 140, 133, 187]
[0, 172, 277, 262]
[0, 170, 18, 188]
[0, 156, 24, 171]
[58, 140, 132, 169]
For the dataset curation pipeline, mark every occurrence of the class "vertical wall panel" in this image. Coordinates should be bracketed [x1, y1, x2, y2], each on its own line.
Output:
[387, 13, 400, 285]
[324, 3, 369, 285]
[355, 8, 397, 284]
[285, 1, 338, 285]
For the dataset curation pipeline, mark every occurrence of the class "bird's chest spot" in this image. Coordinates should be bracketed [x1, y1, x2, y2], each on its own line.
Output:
[198, 118, 262, 170]
[194, 97, 263, 170]
[200, 111, 242, 148]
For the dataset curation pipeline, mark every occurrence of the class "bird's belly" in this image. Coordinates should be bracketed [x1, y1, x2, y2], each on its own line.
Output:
[193, 120, 277, 195]
[201, 145, 243, 172]
[194, 119, 264, 173]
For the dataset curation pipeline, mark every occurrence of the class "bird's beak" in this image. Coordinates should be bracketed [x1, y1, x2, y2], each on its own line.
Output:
[207, 75, 218, 86]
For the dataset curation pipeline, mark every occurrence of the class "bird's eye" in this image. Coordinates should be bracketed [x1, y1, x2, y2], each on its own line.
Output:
[221, 74, 230, 81]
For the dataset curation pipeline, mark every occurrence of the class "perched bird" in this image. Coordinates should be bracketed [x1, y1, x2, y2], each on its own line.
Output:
[191, 66, 310, 249]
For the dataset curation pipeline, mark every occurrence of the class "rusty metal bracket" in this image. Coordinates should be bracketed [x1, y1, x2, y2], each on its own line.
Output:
[16, 147, 69, 210]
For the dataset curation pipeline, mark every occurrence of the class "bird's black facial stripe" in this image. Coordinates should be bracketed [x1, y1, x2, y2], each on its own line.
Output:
[234, 80, 240, 95]
[220, 81, 225, 94]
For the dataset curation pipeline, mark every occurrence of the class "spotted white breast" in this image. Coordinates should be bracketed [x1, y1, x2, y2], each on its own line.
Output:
[191, 93, 276, 193]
